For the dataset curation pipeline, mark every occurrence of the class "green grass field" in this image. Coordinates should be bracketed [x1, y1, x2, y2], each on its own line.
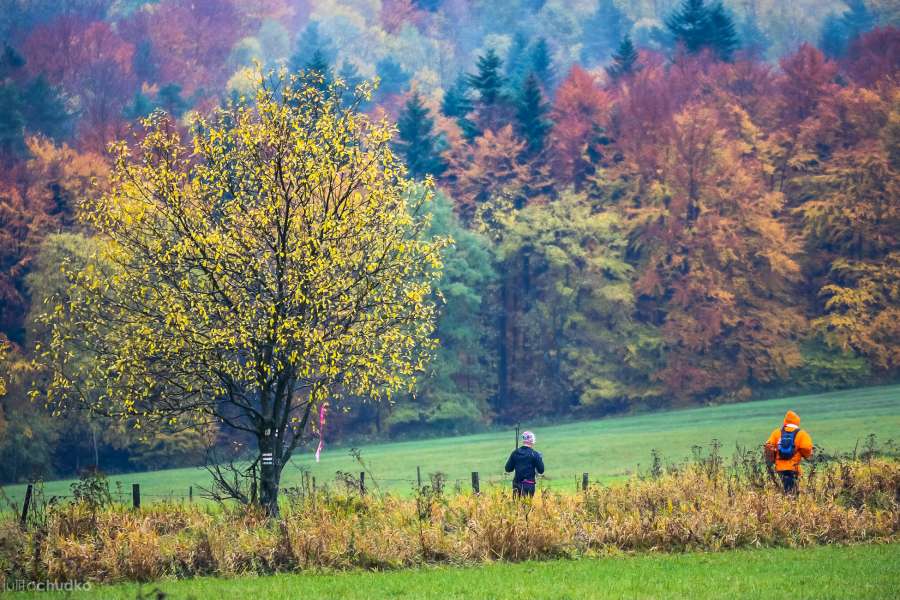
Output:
[3, 385, 899, 505]
[10, 543, 897, 599]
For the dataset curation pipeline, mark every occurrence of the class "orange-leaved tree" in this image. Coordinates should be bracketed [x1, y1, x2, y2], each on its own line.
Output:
[796, 87, 900, 371]
[626, 101, 804, 401]
[548, 65, 612, 189]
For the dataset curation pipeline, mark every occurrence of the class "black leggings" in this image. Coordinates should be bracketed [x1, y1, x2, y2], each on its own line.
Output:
[778, 470, 798, 493]
[513, 482, 535, 497]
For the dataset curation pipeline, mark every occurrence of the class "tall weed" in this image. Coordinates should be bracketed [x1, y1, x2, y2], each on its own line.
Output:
[1, 458, 897, 585]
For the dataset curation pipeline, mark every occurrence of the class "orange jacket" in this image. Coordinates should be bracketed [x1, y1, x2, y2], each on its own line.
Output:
[765, 410, 813, 473]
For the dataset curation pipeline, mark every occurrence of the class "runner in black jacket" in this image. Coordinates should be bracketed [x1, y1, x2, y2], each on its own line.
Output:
[505, 430, 544, 497]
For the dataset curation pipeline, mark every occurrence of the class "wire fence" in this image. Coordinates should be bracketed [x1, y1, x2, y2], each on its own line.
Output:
[7, 437, 674, 522]
[7, 466, 599, 523]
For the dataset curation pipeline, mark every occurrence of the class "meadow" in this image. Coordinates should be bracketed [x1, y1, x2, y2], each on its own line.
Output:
[28, 543, 899, 600]
[2, 387, 898, 594]
[2, 458, 898, 586]
[3, 385, 899, 506]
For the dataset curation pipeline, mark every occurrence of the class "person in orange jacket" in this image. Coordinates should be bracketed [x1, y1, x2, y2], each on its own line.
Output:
[764, 410, 813, 493]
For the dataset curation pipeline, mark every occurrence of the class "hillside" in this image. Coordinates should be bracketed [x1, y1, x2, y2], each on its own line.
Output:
[3, 384, 898, 505]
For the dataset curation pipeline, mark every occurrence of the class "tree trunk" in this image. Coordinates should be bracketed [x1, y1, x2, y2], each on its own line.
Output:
[91, 425, 99, 470]
[497, 275, 511, 414]
[258, 431, 283, 517]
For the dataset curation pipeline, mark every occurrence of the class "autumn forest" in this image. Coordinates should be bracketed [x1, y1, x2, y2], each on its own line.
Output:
[0, 0, 898, 484]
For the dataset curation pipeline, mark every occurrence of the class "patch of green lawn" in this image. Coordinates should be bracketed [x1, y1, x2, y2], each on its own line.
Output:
[3, 385, 899, 505]
[21, 543, 899, 599]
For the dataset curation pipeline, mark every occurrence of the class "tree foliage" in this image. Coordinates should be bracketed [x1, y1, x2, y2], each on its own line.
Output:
[448, 125, 538, 221]
[396, 91, 447, 179]
[738, 10, 771, 60]
[626, 102, 804, 400]
[0, 339, 58, 483]
[0, 137, 108, 342]
[0, 0, 894, 479]
[441, 74, 478, 140]
[0, 45, 69, 158]
[529, 38, 554, 91]
[582, 0, 634, 64]
[468, 48, 505, 107]
[387, 189, 497, 434]
[796, 90, 899, 370]
[549, 66, 611, 188]
[36, 71, 447, 513]
[493, 191, 660, 417]
[606, 35, 640, 81]
[467, 48, 513, 133]
[0, 338, 8, 400]
[666, 0, 739, 61]
[515, 73, 551, 157]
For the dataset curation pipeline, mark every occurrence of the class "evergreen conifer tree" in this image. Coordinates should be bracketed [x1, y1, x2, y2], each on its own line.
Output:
[515, 73, 551, 156]
[738, 11, 771, 59]
[20, 76, 69, 140]
[338, 61, 365, 108]
[374, 57, 410, 100]
[396, 92, 447, 178]
[582, 0, 634, 63]
[338, 61, 362, 91]
[123, 91, 155, 120]
[819, 1, 874, 59]
[666, 0, 710, 54]
[467, 48, 513, 133]
[0, 44, 24, 78]
[606, 35, 640, 81]
[467, 48, 506, 106]
[0, 84, 27, 154]
[442, 75, 472, 118]
[289, 21, 336, 73]
[505, 32, 531, 90]
[666, 0, 738, 61]
[441, 74, 478, 140]
[305, 50, 330, 76]
[529, 38, 554, 90]
[157, 83, 189, 118]
[842, 0, 875, 44]
[0, 48, 69, 155]
[820, 13, 848, 58]
[707, 2, 738, 61]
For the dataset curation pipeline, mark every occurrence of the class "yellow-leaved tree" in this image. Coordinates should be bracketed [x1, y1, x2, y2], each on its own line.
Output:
[36, 70, 447, 515]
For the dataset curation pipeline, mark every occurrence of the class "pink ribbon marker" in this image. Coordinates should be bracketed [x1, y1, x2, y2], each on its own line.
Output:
[315, 402, 328, 463]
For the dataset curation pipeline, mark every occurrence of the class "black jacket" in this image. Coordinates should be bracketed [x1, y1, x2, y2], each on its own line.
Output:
[505, 446, 544, 484]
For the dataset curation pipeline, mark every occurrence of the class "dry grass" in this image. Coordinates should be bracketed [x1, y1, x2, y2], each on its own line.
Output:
[1, 459, 898, 586]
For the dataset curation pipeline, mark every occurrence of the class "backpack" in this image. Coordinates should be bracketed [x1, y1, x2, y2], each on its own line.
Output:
[778, 426, 800, 460]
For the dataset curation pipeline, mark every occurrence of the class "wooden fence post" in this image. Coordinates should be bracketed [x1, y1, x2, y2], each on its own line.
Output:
[582, 472, 589, 492]
[359, 472, 366, 496]
[471, 471, 480, 495]
[132, 483, 141, 509]
[19, 483, 33, 528]
[416, 466, 422, 489]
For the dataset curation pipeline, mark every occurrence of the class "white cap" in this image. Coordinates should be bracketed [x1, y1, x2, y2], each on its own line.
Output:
[521, 431, 535, 445]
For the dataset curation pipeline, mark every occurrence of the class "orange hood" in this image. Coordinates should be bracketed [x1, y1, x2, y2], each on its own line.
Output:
[783, 410, 801, 429]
